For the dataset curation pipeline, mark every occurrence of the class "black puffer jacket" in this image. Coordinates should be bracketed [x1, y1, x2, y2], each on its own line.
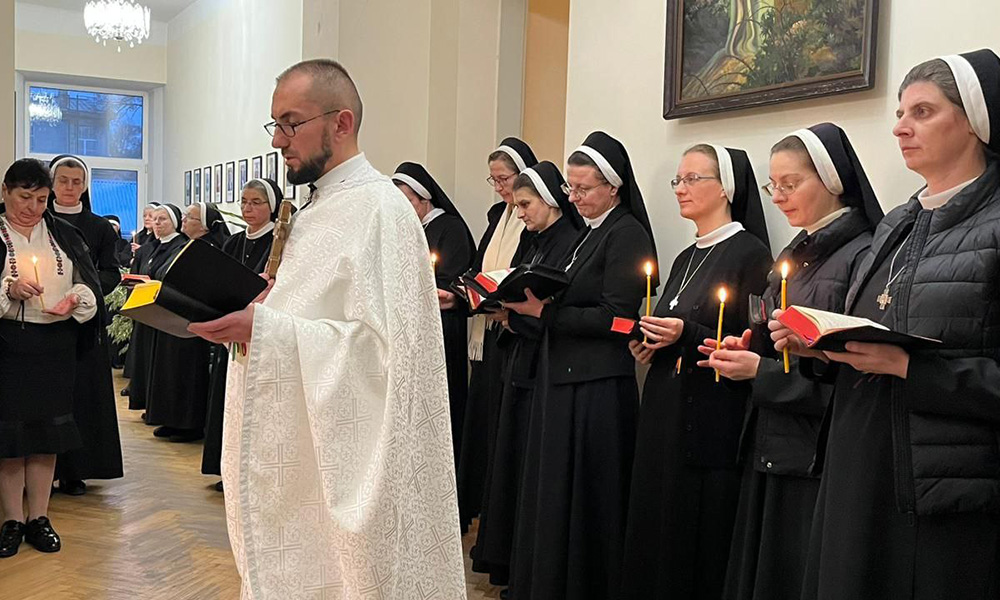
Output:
[845, 158, 1000, 516]
[744, 209, 872, 477]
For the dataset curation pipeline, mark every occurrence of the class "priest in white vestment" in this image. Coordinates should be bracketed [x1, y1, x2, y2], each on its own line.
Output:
[189, 59, 466, 600]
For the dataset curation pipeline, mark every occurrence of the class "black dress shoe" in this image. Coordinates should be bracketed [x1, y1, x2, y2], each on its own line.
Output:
[153, 426, 178, 438]
[499, 589, 509, 600]
[169, 429, 204, 443]
[0, 520, 24, 558]
[214, 481, 224, 492]
[59, 480, 86, 496]
[24, 517, 60, 553]
[120, 386, 130, 396]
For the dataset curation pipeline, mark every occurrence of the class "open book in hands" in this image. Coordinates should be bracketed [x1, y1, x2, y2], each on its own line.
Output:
[457, 264, 569, 314]
[777, 305, 941, 352]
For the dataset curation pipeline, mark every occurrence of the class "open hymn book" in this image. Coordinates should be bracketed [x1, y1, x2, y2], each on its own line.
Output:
[456, 264, 569, 313]
[778, 306, 941, 351]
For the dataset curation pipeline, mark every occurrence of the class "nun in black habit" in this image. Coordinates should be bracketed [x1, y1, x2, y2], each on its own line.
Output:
[202, 179, 281, 483]
[104, 215, 135, 268]
[692, 125, 882, 600]
[144, 203, 227, 442]
[125, 205, 188, 415]
[470, 161, 583, 587]
[392, 162, 475, 471]
[771, 49, 1000, 600]
[456, 137, 537, 531]
[619, 144, 772, 600]
[123, 201, 161, 382]
[46, 155, 124, 493]
[505, 132, 658, 600]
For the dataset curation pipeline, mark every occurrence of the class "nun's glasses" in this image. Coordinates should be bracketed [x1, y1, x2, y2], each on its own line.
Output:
[560, 182, 611, 198]
[670, 174, 719, 189]
[264, 109, 343, 138]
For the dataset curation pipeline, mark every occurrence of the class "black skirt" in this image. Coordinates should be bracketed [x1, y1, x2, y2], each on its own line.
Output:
[441, 310, 469, 471]
[144, 333, 210, 430]
[55, 338, 124, 480]
[126, 323, 156, 411]
[510, 375, 639, 600]
[0, 318, 82, 457]
[472, 381, 533, 585]
[724, 464, 819, 600]
[201, 344, 229, 475]
[457, 326, 505, 528]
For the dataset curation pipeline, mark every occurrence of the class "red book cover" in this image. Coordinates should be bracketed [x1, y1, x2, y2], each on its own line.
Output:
[611, 317, 636, 335]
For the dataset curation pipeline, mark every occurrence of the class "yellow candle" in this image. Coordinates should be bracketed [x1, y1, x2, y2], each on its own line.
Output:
[32, 255, 45, 311]
[781, 261, 790, 374]
[643, 261, 653, 344]
[716, 286, 726, 382]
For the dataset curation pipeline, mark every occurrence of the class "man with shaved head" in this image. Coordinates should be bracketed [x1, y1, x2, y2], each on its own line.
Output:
[189, 59, 466, 599]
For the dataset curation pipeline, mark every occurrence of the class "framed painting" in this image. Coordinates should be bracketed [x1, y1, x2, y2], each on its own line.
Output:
[193, 168, 201, 203]
[203, 166, 212, 205]
[214, 164, 223, 203]
[226, 161, 236, 203]
[238, 158, 249, 192]
[252, 155, 263, 179]
[183, 170, 192, 206]
[266, 151, 279, 182]
[663, 0, 879, 119]
[284, 166, 297, 201]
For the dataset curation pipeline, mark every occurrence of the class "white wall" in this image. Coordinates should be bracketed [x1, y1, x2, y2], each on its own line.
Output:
[15, 2, 168, 85]
[1, 0, 14, 169]
[564, 0, 1000, 282]
[163, 0, 302, 209]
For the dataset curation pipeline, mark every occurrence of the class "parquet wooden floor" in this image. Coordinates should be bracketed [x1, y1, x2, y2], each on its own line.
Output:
[0, 371, 502, 599]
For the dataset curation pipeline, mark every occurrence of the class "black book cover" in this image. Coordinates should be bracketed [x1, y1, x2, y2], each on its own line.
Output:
[461, 263, 568, 314]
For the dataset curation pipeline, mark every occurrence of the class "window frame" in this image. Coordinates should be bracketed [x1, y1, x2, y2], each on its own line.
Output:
[24, 80, 149, 232]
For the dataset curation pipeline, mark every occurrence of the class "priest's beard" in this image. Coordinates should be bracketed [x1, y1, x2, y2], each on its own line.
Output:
[287, 129, 333, 185]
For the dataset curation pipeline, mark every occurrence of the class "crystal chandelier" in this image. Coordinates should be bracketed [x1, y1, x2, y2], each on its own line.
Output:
[84, 0, 151, 53]
[29, 95, 63, 126]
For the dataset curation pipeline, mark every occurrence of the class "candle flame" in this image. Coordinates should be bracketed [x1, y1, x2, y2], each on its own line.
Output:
[430, 252, 438, 265]
[718, 287, 727, 303]
[781, 261, 789, 279]
[31, 255, 38, 265]
[644, 261, 653, 277]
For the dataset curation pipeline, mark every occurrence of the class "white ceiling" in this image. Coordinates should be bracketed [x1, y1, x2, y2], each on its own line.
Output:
[19, 0, 199, 22]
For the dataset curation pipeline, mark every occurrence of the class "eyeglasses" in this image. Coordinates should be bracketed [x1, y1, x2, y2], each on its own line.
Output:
[240, 199, 269, 207]
[762, 177, 811, 197]
[182, 215, 201, 223]
[670, 174, 719, 189]
[560, 182, 611, 199]
[487, 174, 515, 187]
[264, 109, 343, 138]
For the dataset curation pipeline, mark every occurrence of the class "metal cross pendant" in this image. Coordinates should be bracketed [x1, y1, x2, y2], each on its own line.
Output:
[669, 296, 680, 310]
[877, 287, 892, 311]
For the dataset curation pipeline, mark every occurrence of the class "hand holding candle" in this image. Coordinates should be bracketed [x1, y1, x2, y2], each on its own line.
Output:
[32, 256, 45, 311]
[643, 261, 653, 343]
[781, 261, 790, 373]
[716, 286, 726, 382]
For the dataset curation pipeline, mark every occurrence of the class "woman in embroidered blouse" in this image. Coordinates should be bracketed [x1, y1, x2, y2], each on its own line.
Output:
[0, 158, 101, 558]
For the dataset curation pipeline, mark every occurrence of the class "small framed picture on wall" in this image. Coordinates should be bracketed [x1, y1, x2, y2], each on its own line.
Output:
[238, 159, 249, 192]
[284, 167, 297, 200]
[214, 164, 223, 202]
[252, 156, 263, 179]
[184, 170, 192, 206]
[266, 152, 278, 182]
[226, 161, 236, 203]
[203, 167, 212, 204]
[193, 168, 202, 203]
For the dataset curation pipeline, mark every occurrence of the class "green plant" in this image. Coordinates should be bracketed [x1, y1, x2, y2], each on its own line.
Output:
[105, 271, 132, 354]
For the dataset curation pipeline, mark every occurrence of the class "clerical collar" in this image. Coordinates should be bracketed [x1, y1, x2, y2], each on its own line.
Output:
[918, 176, 979, 210]
[311, 152, 368, 191]
[52, 202, 83, 215]
[246, 221, 275, 240]
[695, 221, 744, 248]
[159, 232, 180, 243]
[583, 202, 619, 229]
[422, 207, 446, 227]
[805, 207, 852, 235]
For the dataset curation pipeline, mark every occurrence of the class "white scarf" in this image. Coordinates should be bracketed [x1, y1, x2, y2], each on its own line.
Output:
[468, 204, 524, 361]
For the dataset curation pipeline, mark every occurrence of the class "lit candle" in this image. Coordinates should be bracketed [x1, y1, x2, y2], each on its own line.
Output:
[643, 261, 653, 344]
[781, 261, 790, 374]
[716, 286, 726, 382]
[430, 252, 438, 276]
[32, 255, 45, 311]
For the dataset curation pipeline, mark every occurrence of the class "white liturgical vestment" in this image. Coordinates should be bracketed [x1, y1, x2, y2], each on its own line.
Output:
[222, 154, 466, 599]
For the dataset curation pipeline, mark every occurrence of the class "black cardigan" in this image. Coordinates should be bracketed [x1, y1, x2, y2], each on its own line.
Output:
[540, 204, 653, 385]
